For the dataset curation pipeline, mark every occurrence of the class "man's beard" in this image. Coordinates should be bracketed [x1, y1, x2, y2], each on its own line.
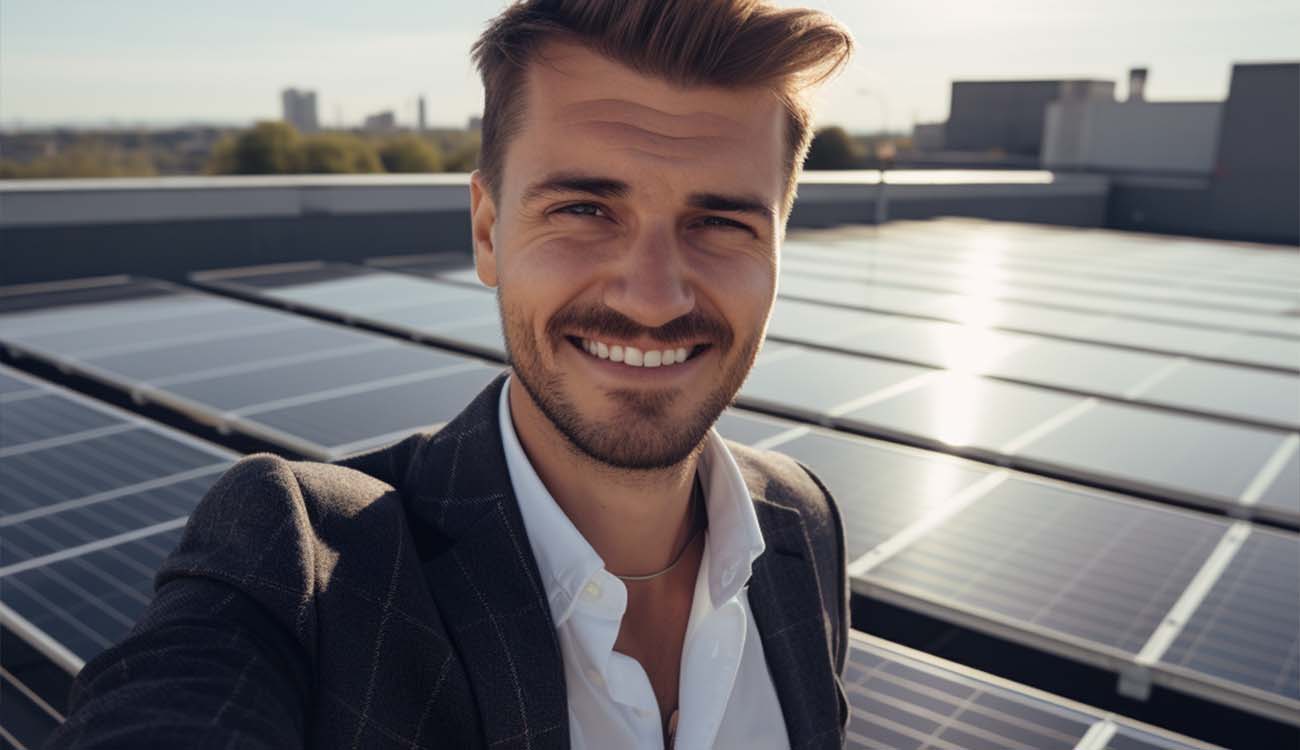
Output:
[498, 290, 760, 470]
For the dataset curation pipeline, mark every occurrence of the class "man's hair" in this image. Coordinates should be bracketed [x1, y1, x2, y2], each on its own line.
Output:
[471, 0, 853, 215]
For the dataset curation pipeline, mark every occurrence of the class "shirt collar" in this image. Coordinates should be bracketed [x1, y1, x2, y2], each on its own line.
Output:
[498, 377, 766, 625]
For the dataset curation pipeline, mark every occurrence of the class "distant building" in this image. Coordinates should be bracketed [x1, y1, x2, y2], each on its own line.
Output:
[418, 97, 427, 132]
[467, 115, 483, 131]
[281, 88, 319, 133]
[363, 111, 398, 134]
[1042, 97, 1222, 175]
[945, 79, 1115, 157]
[911, 122, 945, 153]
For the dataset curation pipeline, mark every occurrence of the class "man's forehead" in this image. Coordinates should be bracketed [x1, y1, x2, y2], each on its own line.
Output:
[512, 40, 787, 201]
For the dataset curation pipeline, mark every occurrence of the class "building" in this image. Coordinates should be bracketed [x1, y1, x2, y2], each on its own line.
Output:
[945, 79, 1115, 157]
[362, 110, 398, 134]
[418, 96, 427, 132]
[1207, 62, 1300, 243]
[1042, 68, 1221, 175]
[281, 88, 320, 133]
[910, 122, 945, 152]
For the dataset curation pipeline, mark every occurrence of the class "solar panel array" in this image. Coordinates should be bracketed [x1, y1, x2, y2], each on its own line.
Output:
[0, 364, 234, 678]
[0, 278, 500, 461]
[0, 217, 1291, 748]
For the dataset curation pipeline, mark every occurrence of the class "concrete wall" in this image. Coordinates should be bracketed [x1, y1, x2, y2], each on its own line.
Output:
[1208, 62, 1300, 244]
[1043, 100, 1222, 174]
[0, 172, 1109, 285]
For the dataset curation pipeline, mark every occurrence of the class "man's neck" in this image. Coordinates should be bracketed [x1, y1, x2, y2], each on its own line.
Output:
[506, 377, 701, 577]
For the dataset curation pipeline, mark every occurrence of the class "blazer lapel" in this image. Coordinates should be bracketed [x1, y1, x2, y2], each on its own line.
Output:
[748, 497, 846, 750]
[402, 373, 569, 750]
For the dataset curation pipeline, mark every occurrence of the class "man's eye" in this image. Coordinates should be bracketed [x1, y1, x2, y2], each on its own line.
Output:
[555, 203, 607, 218]
[699, 216, 751, 232]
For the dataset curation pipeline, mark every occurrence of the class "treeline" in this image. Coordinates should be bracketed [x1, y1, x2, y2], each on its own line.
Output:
[0, 122, 480, 179]
[804, 126, 910, 170]
[206, 122, 479, 175]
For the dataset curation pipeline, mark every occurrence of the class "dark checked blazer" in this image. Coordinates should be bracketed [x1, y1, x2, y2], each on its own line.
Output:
[48, 374, 849, 750]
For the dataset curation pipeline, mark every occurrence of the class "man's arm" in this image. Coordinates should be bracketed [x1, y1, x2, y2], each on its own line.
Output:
[46, 455, 318, 749]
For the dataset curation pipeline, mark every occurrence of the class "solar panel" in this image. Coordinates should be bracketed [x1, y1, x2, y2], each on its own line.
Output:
[0, 666, 62, 750]
[1157, 527, 1300, 713]
[1, 527, 183, 669]
[0, 364, 236, 706]
[0, 278, 502, 460]
[770, 430, 994, 560]
[844, 634, 1220, 750]
[740, 346, 933, 423]
[1012, 403, 1298, 524]
[861, 477, 1229, 655]
[712, 410, 801, 447]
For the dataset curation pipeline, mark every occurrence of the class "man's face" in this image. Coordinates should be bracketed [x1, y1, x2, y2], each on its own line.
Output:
[472, 41, 785, 470]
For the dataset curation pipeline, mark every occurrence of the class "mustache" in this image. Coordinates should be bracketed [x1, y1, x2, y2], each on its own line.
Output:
[546, 303, 733, 349]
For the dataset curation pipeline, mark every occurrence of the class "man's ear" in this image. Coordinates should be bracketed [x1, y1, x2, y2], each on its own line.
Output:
[469, 170, 499, 288]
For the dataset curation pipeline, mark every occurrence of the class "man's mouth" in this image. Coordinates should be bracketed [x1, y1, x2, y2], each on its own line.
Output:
[566, 336, 710, 368]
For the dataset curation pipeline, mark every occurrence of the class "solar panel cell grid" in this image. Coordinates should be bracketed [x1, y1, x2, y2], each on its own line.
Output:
[1, 527, 182, 665]
[774, 431, 993, 560]
[844, 638, 1094, 750]
[0, 394, 124, 449]
[0, 429, 228, 519]
[864, 478, 1229, 654]
[1160, 529, 1300, 703]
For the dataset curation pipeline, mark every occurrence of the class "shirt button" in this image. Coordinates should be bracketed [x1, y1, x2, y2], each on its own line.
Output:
[582, 581, 602, 600]
[585, 668, 605, 688]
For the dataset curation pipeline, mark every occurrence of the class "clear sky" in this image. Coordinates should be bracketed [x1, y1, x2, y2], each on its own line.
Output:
[2, 0, 1297, 132]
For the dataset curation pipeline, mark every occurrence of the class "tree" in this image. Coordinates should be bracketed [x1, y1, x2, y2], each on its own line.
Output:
[378, 136, 443, 173]
[803, 126, 860, 170]
[223, 121, 302, 174]
[298, 133, 382, 173]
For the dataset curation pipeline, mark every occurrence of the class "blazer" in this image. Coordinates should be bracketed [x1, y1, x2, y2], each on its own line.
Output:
[48, 374, 849, 749]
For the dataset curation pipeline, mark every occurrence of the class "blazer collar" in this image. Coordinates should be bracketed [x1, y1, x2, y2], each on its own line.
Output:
[389, 372, 841, 749]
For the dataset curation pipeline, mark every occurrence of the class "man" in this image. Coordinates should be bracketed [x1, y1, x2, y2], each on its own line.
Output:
[49, 1, 853, 748]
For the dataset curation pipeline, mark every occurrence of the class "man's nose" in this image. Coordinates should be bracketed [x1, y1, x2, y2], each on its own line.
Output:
[603, 225, 695, 329]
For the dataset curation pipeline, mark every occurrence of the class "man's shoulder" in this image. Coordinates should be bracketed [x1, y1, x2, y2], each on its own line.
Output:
[724, 439, 837, 523]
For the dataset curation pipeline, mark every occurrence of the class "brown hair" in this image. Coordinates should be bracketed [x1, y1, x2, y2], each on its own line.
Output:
[471, 0, 853, 214]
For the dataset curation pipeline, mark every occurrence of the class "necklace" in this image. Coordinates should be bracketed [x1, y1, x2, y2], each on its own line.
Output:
[613, 478, 707, 582]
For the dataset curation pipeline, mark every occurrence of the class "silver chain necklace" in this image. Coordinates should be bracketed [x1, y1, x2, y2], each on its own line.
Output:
[612, 478, 707, 582]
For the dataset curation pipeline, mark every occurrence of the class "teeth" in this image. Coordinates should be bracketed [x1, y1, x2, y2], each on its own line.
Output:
[580, 339, 696, 368]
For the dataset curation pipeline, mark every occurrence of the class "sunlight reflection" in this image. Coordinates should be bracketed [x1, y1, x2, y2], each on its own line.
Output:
[927, 372, 986, 447]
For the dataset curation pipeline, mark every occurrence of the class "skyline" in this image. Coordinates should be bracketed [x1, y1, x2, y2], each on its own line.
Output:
[3, 1, 1299, 132]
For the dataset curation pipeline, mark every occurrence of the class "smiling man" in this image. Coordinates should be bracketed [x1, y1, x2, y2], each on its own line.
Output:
[49, 2, 853, 749]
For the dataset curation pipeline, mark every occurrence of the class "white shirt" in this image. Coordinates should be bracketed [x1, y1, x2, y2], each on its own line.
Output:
[498, 381, 790, 750]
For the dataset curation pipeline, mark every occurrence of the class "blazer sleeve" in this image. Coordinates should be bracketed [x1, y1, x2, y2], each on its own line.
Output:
[46, 455, 318, 749]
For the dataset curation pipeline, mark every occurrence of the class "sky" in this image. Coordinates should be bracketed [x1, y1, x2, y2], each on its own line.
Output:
[2, 0, 1298, 133]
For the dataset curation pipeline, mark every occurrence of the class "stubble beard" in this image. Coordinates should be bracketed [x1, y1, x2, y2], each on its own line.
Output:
[498, 290, 761, 471]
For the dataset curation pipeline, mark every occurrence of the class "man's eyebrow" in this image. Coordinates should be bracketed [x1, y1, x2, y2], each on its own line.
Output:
[521, 172, 630, 205]
[687, 192, 776, 221]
